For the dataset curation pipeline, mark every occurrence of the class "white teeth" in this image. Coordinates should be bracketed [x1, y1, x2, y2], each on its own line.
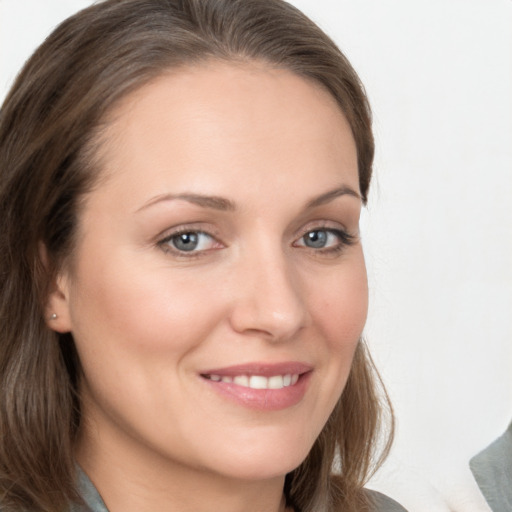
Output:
[206, 373, 300, 389]
[268, 375, 284, 389]
[233, 375, 249, 387]
[249, 375, 268, 389]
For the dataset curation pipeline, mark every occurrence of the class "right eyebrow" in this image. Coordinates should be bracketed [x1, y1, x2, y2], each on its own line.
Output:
[135, 192, 236, 213]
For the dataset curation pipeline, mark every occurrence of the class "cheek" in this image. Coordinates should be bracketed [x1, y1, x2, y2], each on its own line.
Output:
[310, 255, 368, 350]
[294, 254, 368, 446]
[307, 252, 368, 401]
[68, 255, 222, 358]
[65, 262, 230, 448]
[67, 256, 225, 431]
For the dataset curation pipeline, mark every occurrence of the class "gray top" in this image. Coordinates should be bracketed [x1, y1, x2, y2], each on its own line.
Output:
[470, 422, 512, 512]
[70, 469, 407, 512]
[69, 469, 108, 512]
[366, 489, 408, 512]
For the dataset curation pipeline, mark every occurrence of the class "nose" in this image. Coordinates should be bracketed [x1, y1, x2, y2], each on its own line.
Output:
[228, 249, 309, 342]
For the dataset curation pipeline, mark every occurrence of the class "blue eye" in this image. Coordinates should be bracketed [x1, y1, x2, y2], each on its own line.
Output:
[303, 230, 330, 248]
[296, 228, 355, 251]
[163, 231, 217, 253]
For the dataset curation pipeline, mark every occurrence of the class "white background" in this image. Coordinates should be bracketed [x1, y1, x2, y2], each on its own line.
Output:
[1, 1, 511, 510]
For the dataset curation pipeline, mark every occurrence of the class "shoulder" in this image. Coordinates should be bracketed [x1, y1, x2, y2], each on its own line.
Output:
[364, 489, 408, 512]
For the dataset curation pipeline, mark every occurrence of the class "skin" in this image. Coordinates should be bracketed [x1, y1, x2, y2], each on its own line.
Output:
[48, 61, 368, 512]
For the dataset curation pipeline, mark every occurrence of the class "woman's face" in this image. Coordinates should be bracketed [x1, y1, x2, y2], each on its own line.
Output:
[51, 62, 368, 482]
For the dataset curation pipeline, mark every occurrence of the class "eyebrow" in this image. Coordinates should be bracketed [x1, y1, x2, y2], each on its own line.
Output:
[305, 186, 361, 208]
[136, 193, 236, 212]
[136, 185, 360, 213]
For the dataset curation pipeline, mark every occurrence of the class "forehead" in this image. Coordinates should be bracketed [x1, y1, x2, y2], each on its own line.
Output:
[90, 61, 358, 204]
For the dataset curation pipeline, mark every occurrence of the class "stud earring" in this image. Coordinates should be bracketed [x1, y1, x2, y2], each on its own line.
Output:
[50, 313, 58, 320]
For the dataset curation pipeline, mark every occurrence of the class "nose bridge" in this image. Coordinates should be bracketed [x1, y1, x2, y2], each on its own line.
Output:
[229, 237, 307, 340]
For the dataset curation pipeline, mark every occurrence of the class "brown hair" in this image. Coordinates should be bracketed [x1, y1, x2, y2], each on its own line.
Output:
[0, 1, 392, 511]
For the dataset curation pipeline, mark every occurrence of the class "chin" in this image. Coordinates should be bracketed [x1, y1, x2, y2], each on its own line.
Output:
[214, 457, 304, 482]
[199, 429, 316, 481]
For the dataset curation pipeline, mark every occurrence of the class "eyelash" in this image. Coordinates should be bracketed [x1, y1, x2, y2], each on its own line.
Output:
[294, 227, 356, 255]
[157, 226, 356, 258]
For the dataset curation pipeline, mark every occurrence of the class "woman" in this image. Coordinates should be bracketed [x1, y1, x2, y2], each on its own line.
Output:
[0, 1, 404, 511]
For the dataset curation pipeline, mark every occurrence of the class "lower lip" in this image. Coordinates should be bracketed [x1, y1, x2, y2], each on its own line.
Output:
[201, 373, 311, 411]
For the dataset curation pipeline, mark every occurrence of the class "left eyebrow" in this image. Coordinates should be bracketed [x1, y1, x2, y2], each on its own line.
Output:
[305, 186, 361, 209]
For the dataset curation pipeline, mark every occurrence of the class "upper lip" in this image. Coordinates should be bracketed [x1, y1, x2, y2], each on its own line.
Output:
[200, 361, 313, 377]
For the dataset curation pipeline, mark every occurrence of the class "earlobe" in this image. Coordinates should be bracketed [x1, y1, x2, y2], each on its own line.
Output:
[45, 272, 73, 334]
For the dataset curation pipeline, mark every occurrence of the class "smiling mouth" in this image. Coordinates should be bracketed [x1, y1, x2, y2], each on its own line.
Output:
[199, 362, 312, 410]
[202, 373, 300, 390]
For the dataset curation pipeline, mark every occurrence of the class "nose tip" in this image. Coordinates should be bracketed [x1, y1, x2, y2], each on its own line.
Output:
[228, 259, 308, 342]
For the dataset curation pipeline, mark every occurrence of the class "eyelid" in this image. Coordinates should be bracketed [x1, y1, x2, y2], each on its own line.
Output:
[155, 221, 220, 242]
[295, 219, 353, 239]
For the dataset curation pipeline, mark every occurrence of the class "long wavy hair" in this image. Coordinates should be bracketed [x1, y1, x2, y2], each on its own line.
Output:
[0, 1, 393, 511]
